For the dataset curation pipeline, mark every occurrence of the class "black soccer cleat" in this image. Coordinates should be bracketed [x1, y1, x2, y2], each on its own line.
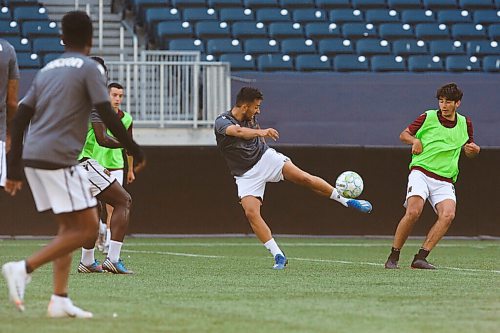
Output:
[384, 257, 399, 269]
[411, 257, 436, 270]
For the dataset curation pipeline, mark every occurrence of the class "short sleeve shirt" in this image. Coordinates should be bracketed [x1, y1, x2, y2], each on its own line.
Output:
[0, 39, 20, 141]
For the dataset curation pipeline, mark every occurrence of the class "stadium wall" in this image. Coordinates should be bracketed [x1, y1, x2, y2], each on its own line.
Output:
[1, 146, 499, 236]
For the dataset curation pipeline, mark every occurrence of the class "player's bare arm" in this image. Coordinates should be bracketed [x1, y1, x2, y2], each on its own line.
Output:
[225, 124, 279, 141]
[5, 79, 19, 152]
[400, 128, 422, 155]
[92, 122, 122, 148]
[464, 142, 480, 158]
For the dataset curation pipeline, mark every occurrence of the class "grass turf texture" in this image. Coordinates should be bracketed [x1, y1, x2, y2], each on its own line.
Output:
[0, 237, 498, 333]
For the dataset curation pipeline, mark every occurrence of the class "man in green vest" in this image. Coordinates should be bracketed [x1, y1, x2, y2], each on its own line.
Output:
[385, 83, 480, 270]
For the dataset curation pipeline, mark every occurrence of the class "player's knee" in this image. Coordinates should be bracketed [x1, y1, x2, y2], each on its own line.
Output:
[440, 210, 455, 223]
[244, 207, 261, 221]
[118, 191, 132, 209]
[405, 208, 421, 221]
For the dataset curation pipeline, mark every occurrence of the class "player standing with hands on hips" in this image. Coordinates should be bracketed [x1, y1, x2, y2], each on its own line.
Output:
[385, 83, 480, 270]
[2, 11, 145, 317]
[215, 87, 372, 270]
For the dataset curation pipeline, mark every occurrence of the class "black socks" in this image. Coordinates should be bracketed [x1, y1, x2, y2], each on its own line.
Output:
[415, 248, 430, 260]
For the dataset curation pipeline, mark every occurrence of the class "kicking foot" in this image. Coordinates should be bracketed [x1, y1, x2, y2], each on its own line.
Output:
[2, 261, 31, 312]
[47, 295, 93, 318]
[272, 254, 288, 270]
[346, 199, 373, 213]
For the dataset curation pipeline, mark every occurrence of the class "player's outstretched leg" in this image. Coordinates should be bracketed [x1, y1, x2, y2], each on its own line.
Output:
[2, 260, 32, 312]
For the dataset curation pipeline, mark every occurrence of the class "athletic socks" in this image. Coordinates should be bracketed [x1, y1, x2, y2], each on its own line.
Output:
[389, 247, 401, 261]
[105, 228, 111, 246]
[264, 238, 284, 258]
[81, 248, 95, 266]
[415, 248, 430, 260]
[330, 188, 348, 207]
[108, 240, 123, 263]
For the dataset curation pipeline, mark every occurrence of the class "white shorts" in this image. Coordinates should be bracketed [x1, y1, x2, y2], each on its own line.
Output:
[235, 148, 290, 200]
[404, 169, 456, 213]
[0, 141, 5, 187]
[110, 169, 124, 186]
[25, 165, 97, 214]
[79, 159, 116, 197]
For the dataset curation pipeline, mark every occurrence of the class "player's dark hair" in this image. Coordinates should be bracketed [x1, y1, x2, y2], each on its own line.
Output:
[108, 82, 124, 91]
[235, 87, 263, 106]
[436, 83, 463, 102]
[61, 11, 93, 49]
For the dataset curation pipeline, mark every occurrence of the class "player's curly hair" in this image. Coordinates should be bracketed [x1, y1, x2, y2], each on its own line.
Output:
[62, 11, 93, 49]
[436, 83, 463, 102]
[235, 87, 263, 106]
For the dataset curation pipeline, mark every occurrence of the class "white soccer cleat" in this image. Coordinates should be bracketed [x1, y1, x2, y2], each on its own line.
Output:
[2, 261, 31, 312]
[47, 295, 93, 319]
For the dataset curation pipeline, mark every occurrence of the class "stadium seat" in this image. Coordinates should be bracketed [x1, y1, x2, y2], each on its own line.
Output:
[387, 0, 423, 10]
[144, 8, 181, 32]
[466, 40, 500, 56]
[206, 38, 243, 54]
[371, 55, 407, 71]
[451, 23, 487, 40]
[295, 54, 332, 71]
[333, 54, 369, 71]
[257, 54, 293, 71]
[42, 52, 62, 65]
[0, 7, 11, 21]
[356, 39, 391, 55]
[268, 22, 304, 38]
[207, 0, 243, 8]
[13, 6, 49, 23]
[32, 37, 64, 55]
[244, 0, 280, 8]
[279, 0, 314, 8]
[330, 9, 364, 23]
[379, 23, 415, 39]
[445, 55, 481, 71]
[415, 23, 450, 39]
[401, 9, 436, 24]
[392, 39, 428, 55]
[182, 8, 219, 22]
[133, 0, 169, 25]
[281, 38, 316, 54]
[315, 0, 351, 9]
[352, 0, 387, 9]
[220, 53, 256, 70]
[408, 55, 444, 71]
[168, 38, 205, 52]
[232, 21, 268, 38]
[3, 36, 31, 52]
[0, 20, 20, 35]
[244, 38, 280, 54]
[256, 8, 292, 23]
[156, 21, 194, 46]
[318, 38, 354, 55]
[422, 0, 458, 10]
[342, 23, 378, 39]
[292, 9, 327, 23]
[473, 10, 500, 25]
[437, 10, 472, 24]
[458, 0, 495, 10]
[15, 51, 40, 69]
[429, 40, 465, 56]
[219, 8, 255, 22]
[21, 20, 59, 39]
[195, 21, 231, 38]
[304, 22, 341, 38]
[172, 0, 206, 8]
[365, 9, 400, 24]
[6, 0, 40, 7]
[482, 55, 500, 72]
[488, 24, 500, 39]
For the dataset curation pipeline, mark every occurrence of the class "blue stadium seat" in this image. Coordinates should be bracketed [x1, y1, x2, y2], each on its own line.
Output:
[281, 38, 316, 54]
[379, 23, 415, 39]
[172, 0, 206, 8]
[445, 55, 481, 71]
[292, 9, 327, 23]
[232, 21, 267, 38]
[21, 20, 59, 39]
[32, 37, 64, 55]
[0, 7, 11, 21]
[333, 54, 369, 71]
[365, 9, 400, 24]
[3, 36, 31, 52]
[422, 0, 457, 10]
[15, 52, 40, 68]
[256, 8, 292, 23]
[219, 8, 255, 22]
[318, 38, 354, 55]
[392, 39, 428, 55]
[0, 20, 20, 35]
[208, 0, 243, 8]
[387, 0, 423, 10]
[195, 21, 231, 38]
[356, 39, 391, 55]
[458, 0, 495, 10]
[244, 38, 280, 54]
[401, 9, 436, 24]
[352, 0, 387, 9]
[304, 22, 341, 38]
[42, 52, 61, 65]
[156, 21, 194, 46]
[466, 40, 500, 56]
[6, 0, 40, 7]
[13, 6, 49, 23]
[133, 0, 169, 25]
[182, 8, 219, 22]
[371, 55, 407, 71]
[279, 0, 314, 8]
[206, 38, 243, 54]
[295, 54, 332, 71]
[269, 22, 304, 38]
[473, 10, 500, 25]
[168, 38, 205, 52]
[437, 10, 472, 24]
[220, 53, 256, 70]
[342, 23, 378, 39]
[257, 54, 293, 71]
[482, 55, 500, 72]
[451, 23, 487, 40]
[144, 8, 181, 32]
[488, 24, 500, 39]
[244, 0, 280, 8]
[315, 0, 351, 9]
[330, 9, 364, 23]
[429, 40, 465, 56]
[415, 23, 450, 39]
[408, 55, 444, 71]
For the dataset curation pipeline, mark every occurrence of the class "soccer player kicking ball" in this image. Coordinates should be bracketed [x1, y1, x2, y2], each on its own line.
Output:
[215, 87, 372, 270]
[2, 11, 145, 317]
[385, 83, 480, 270]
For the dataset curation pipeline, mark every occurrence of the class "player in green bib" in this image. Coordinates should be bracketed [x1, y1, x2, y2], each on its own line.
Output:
[385, 83, 480, 270]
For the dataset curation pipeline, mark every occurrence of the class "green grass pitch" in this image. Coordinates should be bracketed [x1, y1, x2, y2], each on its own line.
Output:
[0, 237, 498, 333]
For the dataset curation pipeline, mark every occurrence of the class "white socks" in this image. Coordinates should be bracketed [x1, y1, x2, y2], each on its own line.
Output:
[264, 238, 283, 258]
[330, 188, 348, 207]
[105, 228, 111, 246]
[108, 240, 123, 263]
[81, 248, 95, 266]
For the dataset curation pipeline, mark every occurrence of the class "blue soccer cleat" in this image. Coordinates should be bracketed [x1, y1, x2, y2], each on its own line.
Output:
[346, 199, 373, 213]
[77, 260, 104, 273]
[273, 254, 288, 270]
[102, 258, 134, 274]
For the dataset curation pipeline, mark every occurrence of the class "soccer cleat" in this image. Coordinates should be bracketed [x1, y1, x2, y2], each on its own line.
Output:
[47, 295, 93, 318]
[2, 261, 32, 312]
[77, 260, 104, 273]
[102, 258, 134, 274]
[411, 257, 436, 270]
[384, 257, 399, 269]
[272, 254, 288, 270]
[346, 199, 373, 213]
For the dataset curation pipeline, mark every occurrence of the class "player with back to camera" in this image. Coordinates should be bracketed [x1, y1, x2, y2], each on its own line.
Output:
[385, 83, 480, 270]
[2, 11, 145, 318]
[215, 87, 373, 270]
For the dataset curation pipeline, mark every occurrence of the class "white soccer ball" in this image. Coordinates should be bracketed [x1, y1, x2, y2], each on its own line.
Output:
[335, 171, 364, 198]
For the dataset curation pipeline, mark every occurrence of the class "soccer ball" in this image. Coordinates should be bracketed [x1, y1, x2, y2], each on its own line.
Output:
[335, 171, 364, 198]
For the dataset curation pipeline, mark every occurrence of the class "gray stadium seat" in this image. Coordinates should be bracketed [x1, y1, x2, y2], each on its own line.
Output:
[257, 54, 293, 71]
[220, 53, 256, 70]
[295, 54, 332, 71]
[371, 55, 407, 71]
[408, 55, 444, 71]
[318, 38, 354, 55]
[445, 55, 482, 71]
[333, 54, 369, 71]
[356, 39, 391, 55]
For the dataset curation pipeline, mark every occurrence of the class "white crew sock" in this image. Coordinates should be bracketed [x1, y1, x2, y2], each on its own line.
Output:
[81, 248, 95, 266]
[330, 188, 349, 207]
[105, 228, 111, 246]
[108, 240, 123, 263]
[99, 221, 107, 234]
[264, 238, 284, 258]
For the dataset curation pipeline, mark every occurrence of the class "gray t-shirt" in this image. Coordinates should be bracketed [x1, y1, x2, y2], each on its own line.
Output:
[0, 39, 20, 141]
[20, 52, 109, 166]
[214, 111, 268, 176]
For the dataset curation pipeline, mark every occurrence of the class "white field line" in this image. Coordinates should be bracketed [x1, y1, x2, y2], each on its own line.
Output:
[121, 249, 224, 258]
